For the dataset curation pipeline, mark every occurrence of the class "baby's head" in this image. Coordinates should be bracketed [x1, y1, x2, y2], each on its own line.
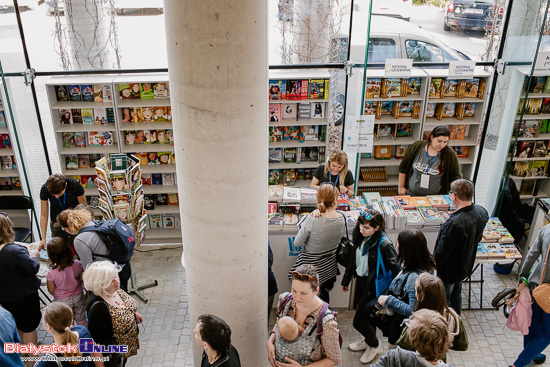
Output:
[278, 316, 299, 342]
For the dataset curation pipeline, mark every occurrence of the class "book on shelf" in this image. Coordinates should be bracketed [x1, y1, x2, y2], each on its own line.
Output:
[268, 185, 284, 201]
[515, 141, 535, 158]
[140, 83, 155, 99]
[395, 145, 409, 159]
[59, 109, 72, 124]
[444, 79, 458, 97]
[384, 78, 402, 98]
[374, 145, 391, 160]
[93, 84, 103, 102]
[283, 126, 301, 141]
[0, 155, 12, 170]
[62, 132, 75, 148]
[282, 103, 296, 119]
[74, 132, 87, 148]
[81, 85, 94, 102]
[155, 193, 168, 206]
[300, 147, 319, 162]
[162, 173, 175, 186]
[300, 187, 317, 204]
[395, 123, 411, 137]
[269, 148, 282, 163]
[269, 104, 282, 122]
[283, 148, 298, 164]
[81, 175, 96, 188]
[450, 124, 466, 140]
[526, 98, 543, 115]
[144, 194, 155, 210]
[464, 103, 476, 117]
[283, 186, 301, 203]
[429, 78, 444, 99]
[68, 85, 82, 101]
[148, 214, 162, 229]
[55, 85, 68, 101]
[523, 120, 540, 138]
[151, 173, 163, 185]
[408, 77, 421, 95]
[442, 103, 455, 118]
[425, 103, 435, 118]
[541, 99, 550, 114]
[312, 102, 324, 119]
[282, 169, 297, 186]
[452, 146, 469, 158]
[93, 108, 107, 125]
[65, 154, 78, 170]
[380, 101, 393, 115]
[269, 80, 285, 100]
[308, 79, 326, 99]
[0, 111, 5, 127]
[82, 108, 94, 125]
[398, 102, 413, 117]
[533, 141, 548, 158]
[376, 124, 395, 140]
[102, 85, 113, 102]
[363, 101, 377, 115]
[162, 214, 175, 229]
[297, 102, 312, 119]
[71, 109, 82, 124]
[519, 179, 537, 196]
[153, 82, 169, 99]
[360, 167, 388, 182]
[365, 78, 381, 98]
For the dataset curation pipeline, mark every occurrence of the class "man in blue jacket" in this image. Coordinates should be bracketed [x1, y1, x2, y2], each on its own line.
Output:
[434, 179, 489, 315]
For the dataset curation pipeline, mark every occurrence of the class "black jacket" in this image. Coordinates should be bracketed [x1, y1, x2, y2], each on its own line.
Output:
[201, 345, 241, 367]
[434, 204, 489, 284]
[341, 230, 400, 300]
[86, 293, 116, 347]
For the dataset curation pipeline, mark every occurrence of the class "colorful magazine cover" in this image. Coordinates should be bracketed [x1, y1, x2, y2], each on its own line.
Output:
[153, 82, 169, 98]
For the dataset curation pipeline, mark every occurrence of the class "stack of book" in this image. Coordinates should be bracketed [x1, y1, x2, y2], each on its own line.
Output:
[360, 167, 388, 182]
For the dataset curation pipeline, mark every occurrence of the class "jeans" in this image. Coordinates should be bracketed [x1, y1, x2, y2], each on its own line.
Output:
[443, 281, 463, 315]
[318, 276, 336, 304]
[353, 276, 383, 348]
[514, 298, 550, 367]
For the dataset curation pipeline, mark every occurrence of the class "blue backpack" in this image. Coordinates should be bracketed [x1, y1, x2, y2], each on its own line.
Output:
[79, 219, 135, 264]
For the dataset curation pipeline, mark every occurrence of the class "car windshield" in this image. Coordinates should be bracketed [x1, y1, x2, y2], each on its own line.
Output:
[367, 38, 397, 62]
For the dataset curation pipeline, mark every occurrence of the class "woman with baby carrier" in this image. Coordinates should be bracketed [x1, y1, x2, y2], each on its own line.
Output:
[267, 265, 341, 367]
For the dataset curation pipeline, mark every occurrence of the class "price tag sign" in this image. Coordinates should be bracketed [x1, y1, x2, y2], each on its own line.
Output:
[384, 59, 413, 77]
[448, 60, 476, 79]
[535, 51, 550, 74]
[343, 115, 375, 153]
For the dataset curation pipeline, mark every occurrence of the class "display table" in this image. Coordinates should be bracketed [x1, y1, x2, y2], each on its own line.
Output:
[269, 225, 441, 310]
[465, 258, 516, 311]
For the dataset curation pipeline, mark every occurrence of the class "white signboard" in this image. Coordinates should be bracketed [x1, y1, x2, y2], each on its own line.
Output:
[384, 59, 413, 77]
[448, 60, 476, 79]
[535, 51, 550, 74]
[343, 115, 375, 153]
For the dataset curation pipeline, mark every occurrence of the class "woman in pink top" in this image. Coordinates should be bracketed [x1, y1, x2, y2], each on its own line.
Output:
[46, 238, 86, 326]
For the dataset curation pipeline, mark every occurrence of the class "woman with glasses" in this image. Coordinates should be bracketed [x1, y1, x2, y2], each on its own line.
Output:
[0, 213, 42, 349]
[310, 150, 355, 195]
[289, 184, 346, 303]
[341, 209, 400, 364]
[267, 265, 341, 367]
[83, 261, 143, 367]
[398, 125, 461, 196]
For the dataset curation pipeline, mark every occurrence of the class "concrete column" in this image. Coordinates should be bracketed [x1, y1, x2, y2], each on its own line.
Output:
[475, 0, 548, 213]
[164, 1, 268, 366]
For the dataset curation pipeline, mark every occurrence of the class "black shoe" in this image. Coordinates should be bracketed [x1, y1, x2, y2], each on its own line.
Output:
[533, 354, 546, 364]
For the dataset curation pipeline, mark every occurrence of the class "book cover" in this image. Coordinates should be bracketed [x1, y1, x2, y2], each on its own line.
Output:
[153, 106, 168, 122]
[512, 161, 529, 177]
[156, 129, 168, 144]
[476, 243, 488, 259]
[68, 85, 82, 102]
[394, 195, 415, 209]
[65, 154, 78, 170]
[407, 77, 421, 95]
[81, 84, 94, 102]
[522, 120, 540, 138]
[443, 103, 455, 118]
[59, 109, 72, 124]
[153, 82, 169, 98]
[542, 98, 550, 114]
[109, 170, 127, 191]
[0, 111, 5, 127]
[0, 155, 12, 170]
[131, 107, 143, 122]
[62, 132, 75, 148]
[151, 173, 163, 185]
[534, 141, 548, 158]
[94, 108, 107, 125]
[519, 179, 536, 195]
[158, 152, 171, 164]
[269, 148, 282, 163]
[81, 108, 94, 125]
[444, 79, 458, 97]
[380, 101, 393, 115]
[398, 101, 413, 117]
[141, 173, 152, 186]
[282, 103, 297, 119]
[162, 214, 175, 228]
[450, 125, 466, 140]
[124, 131, 136, 145]
[308, 79, 325, 99]
[425, 103, 435, 118]
[374, 145, 391, 159]
[501, 244, 522, 259]
[105, 108, 114, 124]
[515, 141, 535, 158]
[93, 84, 103, 102]
[300, 147, 319, 162]
[405, 210, 424, 226]
[269, 104, 282, 122]
[102, 85, 113, 102]
[55, 85, 68, 101]
[81, 175, 96, 188]
[527, 98, 543, 115]
[377, 124, 394, 139]
[464, 78, 479, 98]
[283, 126, 301, 140]
[427, 195, 449, 209]
[301, 125, 319, 141]
[396, 123, 411, 137]
[452, 146, 469, 157]
[162, 173, 175, 186]
[110, 153, 127, 170]
[464, 103, 475, 117]
[128, 83, 140, 99]
[168, 193, 178, 205]
[413, 197, 431, 207]
[148, 213, 162, 229]
[0, 134, 10, 149]
[386, 78, 402, 97]
[312, 102, 324, 118]
[417, 207, 443, 223]
[71, 108, 82, 124]
[140, 83, 154, 99]
[156, 193, 168, 206]
[395, 145, 408, 159]
[526, 160, 548, 177]
[87, 131, 102, 147]
[297, 103, 312, 119]
[269, 170, 281, 185]
[283, 148, 298, 163]
[429, 78, 443, 99]
[119, 83, 131, 99]
[363, 101, 377, 115]
[74, 132, 87, 148]
[140, 107, 153, 122]
[269, 80, 285, 100]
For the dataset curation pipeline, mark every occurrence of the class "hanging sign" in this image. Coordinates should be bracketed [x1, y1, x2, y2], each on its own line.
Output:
[535, 51, 550, 73]
[384, 59, 413, 77]
[343, 115, 375, 153]
[448, 60, 476, 79]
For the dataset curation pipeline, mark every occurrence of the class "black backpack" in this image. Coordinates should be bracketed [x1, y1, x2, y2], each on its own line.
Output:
[79, 219, 135, 264]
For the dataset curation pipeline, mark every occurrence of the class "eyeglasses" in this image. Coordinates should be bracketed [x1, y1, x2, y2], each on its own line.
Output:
[359, 210, 373, 220]
[0, 212, 6, 216]
[291, 271, 318, 287]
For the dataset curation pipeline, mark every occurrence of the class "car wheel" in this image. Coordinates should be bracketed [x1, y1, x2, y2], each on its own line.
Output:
[334, 100, 344, 126]
[443, 19, 451, 31]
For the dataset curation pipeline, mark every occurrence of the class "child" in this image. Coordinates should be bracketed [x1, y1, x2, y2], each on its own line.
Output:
[274, 316, 309, 365]
[371, 309, 453, 366]
[45, 238, 86, 326]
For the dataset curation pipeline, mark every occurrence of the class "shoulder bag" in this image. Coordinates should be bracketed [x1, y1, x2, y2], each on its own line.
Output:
[375, 237, 392, 297]
[336, 214, 354, 267]
[532, 243, 550, 313]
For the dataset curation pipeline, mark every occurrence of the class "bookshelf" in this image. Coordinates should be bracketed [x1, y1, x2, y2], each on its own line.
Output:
[504, 67, 550, 201]
[422, 68, 491, 182]
[0, 81, 24, 196]
[355, 68, 429, 196]
[268, 71, 330, 188]
[45, 74, 182, 244]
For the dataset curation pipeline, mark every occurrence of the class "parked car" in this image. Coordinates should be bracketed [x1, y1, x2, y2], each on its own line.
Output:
[341, 15, 470, 63]
[444, 0, 502, 32]
[371, 0, 413, 22]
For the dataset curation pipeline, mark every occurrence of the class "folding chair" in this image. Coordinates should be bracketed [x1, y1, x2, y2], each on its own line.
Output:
[0, 195, 34, 242]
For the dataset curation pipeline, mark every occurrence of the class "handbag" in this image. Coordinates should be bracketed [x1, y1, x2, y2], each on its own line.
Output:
[336, 214, 354, 266]
[375, 237, 392, 297]
[532, 243, 550, 313]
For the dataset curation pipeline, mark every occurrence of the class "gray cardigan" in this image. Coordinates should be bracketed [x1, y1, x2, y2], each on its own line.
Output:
[74, 221, 109, 270]
[520, 223, 550, 289]
[371, 347, 451, 367]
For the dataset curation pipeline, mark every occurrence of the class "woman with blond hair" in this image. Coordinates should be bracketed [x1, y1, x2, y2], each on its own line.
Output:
[35, 302, 95, 367]
[311, 150, 355, 195]
[84, 261, 142, 367]
[0, 213, 41, 349]
[288, 184, 346, 303]
[58, 208, 131, 291]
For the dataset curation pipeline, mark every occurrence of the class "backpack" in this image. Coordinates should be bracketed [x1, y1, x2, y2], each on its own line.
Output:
[79, 219, 135, 264]
[277, 293, 343, 348]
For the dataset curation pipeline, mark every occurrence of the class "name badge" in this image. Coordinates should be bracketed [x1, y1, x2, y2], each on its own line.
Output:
[420, 174, 430, 189]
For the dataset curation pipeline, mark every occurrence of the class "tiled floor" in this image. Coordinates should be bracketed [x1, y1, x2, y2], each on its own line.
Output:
[36, 246, 548, 367]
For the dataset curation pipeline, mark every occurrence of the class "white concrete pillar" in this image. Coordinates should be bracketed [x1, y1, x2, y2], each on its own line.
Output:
[164, 1, 268, 366]
[476, 0, 548, 213]
[64, 0, 115, 69]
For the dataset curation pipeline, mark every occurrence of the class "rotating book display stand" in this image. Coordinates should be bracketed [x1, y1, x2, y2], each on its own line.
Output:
[94, 153, 158, 302]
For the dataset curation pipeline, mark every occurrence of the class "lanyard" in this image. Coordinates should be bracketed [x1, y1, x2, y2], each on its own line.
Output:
[425, 149, 439, 174]
[57, 192, 66, 211]
[329, 172, 340, 186]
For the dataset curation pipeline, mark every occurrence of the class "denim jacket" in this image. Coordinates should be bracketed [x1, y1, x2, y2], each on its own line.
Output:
[385, 270, 420, 317]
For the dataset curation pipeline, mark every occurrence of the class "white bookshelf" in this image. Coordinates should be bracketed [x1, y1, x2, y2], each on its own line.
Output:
[0, 81, 24, 194]
[268, 70, 330, 187]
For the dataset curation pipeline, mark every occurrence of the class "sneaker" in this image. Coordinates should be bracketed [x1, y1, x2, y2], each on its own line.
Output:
[348, 339, 368, 351]
[360, 345, 381, 364]
[533, 354, 546, 364]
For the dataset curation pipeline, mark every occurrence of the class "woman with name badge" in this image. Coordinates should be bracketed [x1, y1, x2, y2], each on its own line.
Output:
[398, 126, 460, 196]
[310, 150, 355, 195]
